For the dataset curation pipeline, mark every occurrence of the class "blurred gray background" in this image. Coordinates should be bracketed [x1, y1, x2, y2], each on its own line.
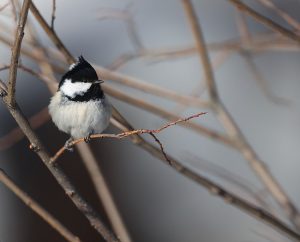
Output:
[0, 0, 300, 241]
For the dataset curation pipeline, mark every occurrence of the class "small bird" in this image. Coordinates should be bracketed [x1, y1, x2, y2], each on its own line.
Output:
[49, 56, 112, 148]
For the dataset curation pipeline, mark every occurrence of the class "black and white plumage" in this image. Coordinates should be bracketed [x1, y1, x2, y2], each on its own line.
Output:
[49, 56, 112, 142]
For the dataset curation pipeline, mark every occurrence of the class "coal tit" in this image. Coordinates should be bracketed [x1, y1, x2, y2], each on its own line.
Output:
[49, 56, 112, 146]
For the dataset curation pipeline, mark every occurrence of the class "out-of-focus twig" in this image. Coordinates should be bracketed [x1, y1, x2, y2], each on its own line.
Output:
[0, 169, 81, 242]
[182, 0, 219, 102]
[256, 0, 300, 32]
[97, 4, 144, 51]
[29, 3, 74, 64]
[0, 2, 10, 12]
[183, 0, 300, 229]
[97, 66, 211, 109]
[9, 0, 17, 22]
[6, 0, 31, 107]
[105, 87, 236, 148]
[235, 10, 291, 106]
[228, 0, 300, 44]
[172, 49, 233, 114]
[241, 51, 291, 106]
[0, 106, 49, 150]
[51, 0, 56, 29]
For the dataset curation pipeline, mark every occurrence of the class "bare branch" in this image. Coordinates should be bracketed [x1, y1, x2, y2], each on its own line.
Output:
[97, 66, 211, 109]
[97, 5, 143, 51]
[235, 10, 291, 105]
[240, 51, 291, 106]
[182, 0, 219, 101]
[75, 143, 133, 242]
[51, 0, 56, 29]
[256, 0, 300, 32]
[0, 81, 119, 242]
[104, 87, 236, 148]
[0, 169, 81, 242]
[0, 106, 49, 150]
[0, 2, 10, 12]
[228, 0, 300, 44]
[29, 3, 75, 64]
[6, 0, 31, 107]
[50, 112, 206, 163]
[9, 0, 17, 22]
[183, 0, 300, 229]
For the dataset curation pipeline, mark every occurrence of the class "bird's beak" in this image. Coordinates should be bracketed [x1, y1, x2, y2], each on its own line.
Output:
[94, 80, 104, 84]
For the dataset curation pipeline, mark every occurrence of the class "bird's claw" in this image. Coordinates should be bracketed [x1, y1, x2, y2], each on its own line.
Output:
[64, 138, 74, 152]
[84, 134, 91, 143]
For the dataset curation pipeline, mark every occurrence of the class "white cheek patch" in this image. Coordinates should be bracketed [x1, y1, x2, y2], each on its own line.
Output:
[69, 63, 77, 70]
[60, 79, 92, 98]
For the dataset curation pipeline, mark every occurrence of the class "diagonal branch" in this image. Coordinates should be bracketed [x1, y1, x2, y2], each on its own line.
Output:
[0, 81, 119, 242]
[50, 113, 206, 163]
[228, 0, 300, 44]
[182, 0, 300, 230]
[182, 0, 219, 101]
[6, 0, 31, 107]
[0, 169, 81, 242]
[48, 113, 300, 241]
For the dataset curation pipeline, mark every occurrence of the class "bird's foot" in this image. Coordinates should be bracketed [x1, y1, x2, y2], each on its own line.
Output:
[84, 134, 91, 143]
[64, 138, 74, 151]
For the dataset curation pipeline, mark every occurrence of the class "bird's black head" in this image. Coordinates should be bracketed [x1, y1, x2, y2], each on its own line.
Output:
[59, 56, 104, 101]
[59, 56, 99, 87]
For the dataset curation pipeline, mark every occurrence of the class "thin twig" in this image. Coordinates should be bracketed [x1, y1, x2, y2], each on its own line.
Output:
[51, 0, 56, 29]
[182, 0, 219, 101]
[255, 0, 300, 32]
[228, 0, 300, 44]
[29, 3, 75, 64]
[235, 10, 291, 105]
[0, 106, 49, 150]
[183, 0, 300, 229]
[0, 2, 10, 12]
[9, 0, 17, 22]
[0, 169, 81, 242]
[240, 51, 291, 106]
[6, 0, 31, 107]
[50, 113, 206, 163]
[97, 65, 211, 109]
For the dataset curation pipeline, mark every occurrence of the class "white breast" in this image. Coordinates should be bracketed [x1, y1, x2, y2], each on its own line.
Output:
[48, 91, 112, 139]
[60, 79, 92, 98]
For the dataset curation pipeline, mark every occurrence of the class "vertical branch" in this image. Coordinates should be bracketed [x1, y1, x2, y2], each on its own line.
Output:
[0, 169, 81, 242]
[182, 0, 300, 230]
[181, 0, 219, 102]
[6, 0, 31, 107]
[51, 0, 56, 29]
[76, 143, 133, 242]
